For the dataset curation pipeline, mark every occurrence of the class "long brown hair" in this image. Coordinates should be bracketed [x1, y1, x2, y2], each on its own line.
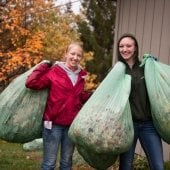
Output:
[117, 33, 139, 63]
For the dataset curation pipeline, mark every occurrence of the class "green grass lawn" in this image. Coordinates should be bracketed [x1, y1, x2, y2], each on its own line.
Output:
[0, 139, 92, 170]
[0, 139, 170, 170]
[0, 140, 42, 170]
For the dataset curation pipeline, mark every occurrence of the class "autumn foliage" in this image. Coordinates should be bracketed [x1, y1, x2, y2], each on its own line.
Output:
[0, 0, 98, 92]
[0, 0, 46, 89]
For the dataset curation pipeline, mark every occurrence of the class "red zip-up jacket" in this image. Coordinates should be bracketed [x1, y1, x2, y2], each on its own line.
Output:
[25, 63, 91, 126]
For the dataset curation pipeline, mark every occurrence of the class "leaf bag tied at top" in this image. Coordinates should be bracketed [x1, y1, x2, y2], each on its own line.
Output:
[141, 54, 170, 143]
[69, 61, 134, 170]
[0, 64, 48, 143]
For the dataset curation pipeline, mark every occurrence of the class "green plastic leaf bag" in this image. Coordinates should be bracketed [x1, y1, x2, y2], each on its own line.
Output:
[23, 138, 43, 151]
[0, 64, 48, 143]
[76, 145, 118, 170]
[69, 62, 133, 169]
[142, 54, 170, 143]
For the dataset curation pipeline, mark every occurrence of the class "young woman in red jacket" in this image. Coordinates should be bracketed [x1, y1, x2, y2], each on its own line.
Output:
[26, 41, 91, 170]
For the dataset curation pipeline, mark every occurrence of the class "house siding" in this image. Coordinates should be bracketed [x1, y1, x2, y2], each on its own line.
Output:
[113, 0, 170, 161]
[113, 0, 170, 64]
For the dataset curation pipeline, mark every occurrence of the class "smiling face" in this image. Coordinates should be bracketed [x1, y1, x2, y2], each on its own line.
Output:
[65, 43, 83, 71]
[119, 37, 136, 66]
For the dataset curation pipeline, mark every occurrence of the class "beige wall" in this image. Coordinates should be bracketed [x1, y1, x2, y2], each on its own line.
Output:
[113, 0, 170, 64]
[113, 0, 170, 161]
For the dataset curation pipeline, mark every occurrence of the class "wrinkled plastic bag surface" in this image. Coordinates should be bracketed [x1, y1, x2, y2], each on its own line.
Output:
[69, 62, 133, 169]
[77, 145, 117, 170]
[23, 138, 43, 151]
[142, 54, 170, 143]
[0, 64, 48, 143]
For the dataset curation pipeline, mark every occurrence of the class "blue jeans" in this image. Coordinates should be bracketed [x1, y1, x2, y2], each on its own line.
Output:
[119, 121, 164, 170]
[41, 125, 74, 170]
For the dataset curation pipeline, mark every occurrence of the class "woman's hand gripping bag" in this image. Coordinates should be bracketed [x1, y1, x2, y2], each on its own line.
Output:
[142, 54, 170, 143]
[0, 64, 48, 143]
[69, 62, 134, 170]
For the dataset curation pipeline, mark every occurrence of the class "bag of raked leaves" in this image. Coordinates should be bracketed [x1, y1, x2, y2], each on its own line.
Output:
[141, 54, 170, 143]
[0, 63, 48, 143]
[69, 61, 134, 169]
[23, 138, 43, 151]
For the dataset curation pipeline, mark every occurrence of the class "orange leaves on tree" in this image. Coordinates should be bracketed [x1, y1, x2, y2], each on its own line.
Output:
[24, 31, 45, 53]
[0, 0, 99, 92]
[0, 0, 51, 90]
[38, 10, 80, 61]
[0, 28, 44, 85]
[80, 51, 99, 91]
[84, 73, 99, 91]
